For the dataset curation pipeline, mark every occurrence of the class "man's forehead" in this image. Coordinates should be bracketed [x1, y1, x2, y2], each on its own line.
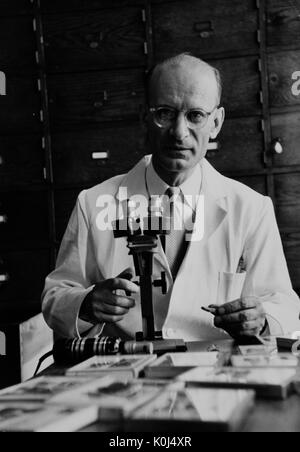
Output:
[150, 59, 218, 107]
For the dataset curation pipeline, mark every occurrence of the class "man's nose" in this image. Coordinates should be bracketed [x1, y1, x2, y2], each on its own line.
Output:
[170, 113, 189, 141]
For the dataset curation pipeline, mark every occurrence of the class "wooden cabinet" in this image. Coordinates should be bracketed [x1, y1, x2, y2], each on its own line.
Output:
[40, 0, 145, 14]
[0, 76, 41, 135]
[271, 113, 300, 167]
[0, 250, 51, 302]
[0, 135, 45, 187]
[0, 17, 37, 75]
[52, 123, 145, 186]
[267, 0, 300, 51]
[43, 8, 147, 72]
[268, 50, 300, 110]
[0, 190, 49, 246]
[0, 0, 299, 317]
[48, 69, 145, 130]
[207, 117, 264, 173]
[153, 0, 259, 60]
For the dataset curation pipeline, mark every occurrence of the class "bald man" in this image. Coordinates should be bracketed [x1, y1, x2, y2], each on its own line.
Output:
[42, 54, 300, 341]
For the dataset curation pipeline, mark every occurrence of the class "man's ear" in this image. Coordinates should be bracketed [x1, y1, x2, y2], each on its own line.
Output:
[210, 107, 225, 140]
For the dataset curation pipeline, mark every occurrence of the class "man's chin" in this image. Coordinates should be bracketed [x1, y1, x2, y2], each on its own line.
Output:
[159, 153, 191, 171]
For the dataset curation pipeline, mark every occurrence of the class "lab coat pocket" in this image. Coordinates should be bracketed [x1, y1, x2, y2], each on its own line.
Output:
[217, 271, 247, 305]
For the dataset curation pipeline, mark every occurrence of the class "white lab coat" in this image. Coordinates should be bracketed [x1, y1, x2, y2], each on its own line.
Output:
[42, 156, 300, 340]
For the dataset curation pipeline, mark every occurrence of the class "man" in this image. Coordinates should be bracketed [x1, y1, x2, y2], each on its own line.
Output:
[42, 54, 300, 341]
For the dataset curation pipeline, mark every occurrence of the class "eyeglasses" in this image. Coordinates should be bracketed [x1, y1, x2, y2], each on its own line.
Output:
[149, 106, 218, 130]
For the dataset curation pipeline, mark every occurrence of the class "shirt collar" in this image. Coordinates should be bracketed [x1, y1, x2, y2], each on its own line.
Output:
[146, 157, 202, 211]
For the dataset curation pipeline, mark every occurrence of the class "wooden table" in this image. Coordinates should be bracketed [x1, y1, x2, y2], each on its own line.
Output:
[41, 339, 300, 432]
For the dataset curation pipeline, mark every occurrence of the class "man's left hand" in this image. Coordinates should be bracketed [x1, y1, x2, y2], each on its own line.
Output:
[213, 296, 266, 337]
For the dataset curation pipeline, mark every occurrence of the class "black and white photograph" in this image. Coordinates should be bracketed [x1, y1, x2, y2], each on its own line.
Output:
[1, 0, 300, 436]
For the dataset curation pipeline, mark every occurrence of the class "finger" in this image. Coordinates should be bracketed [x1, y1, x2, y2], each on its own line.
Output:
[217, 297, 259, 315]
[97, 303, 130, 316]
[93, 311, 125, 324]
[215, 309, 259, 325]
[107, 277, 140, 294]
[234, 328, 262, 337]
[117, 267, 135, 280]
[101, 294, 136, 309]
[214, 315, 262, 331]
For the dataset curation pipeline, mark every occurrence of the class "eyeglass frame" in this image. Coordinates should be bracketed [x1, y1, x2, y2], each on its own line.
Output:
[148, 105, 220, 130]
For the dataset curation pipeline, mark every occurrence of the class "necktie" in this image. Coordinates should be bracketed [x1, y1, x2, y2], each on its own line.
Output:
[165, 187, 187, 279]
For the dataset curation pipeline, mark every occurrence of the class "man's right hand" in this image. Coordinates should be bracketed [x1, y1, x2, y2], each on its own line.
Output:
[79, 268, 139, 324]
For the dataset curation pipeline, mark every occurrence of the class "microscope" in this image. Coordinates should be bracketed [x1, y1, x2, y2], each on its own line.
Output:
[113, 196, 187, 355]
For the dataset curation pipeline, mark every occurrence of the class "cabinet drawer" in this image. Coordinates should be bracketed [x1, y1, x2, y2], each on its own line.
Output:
[55, 189, 82, 243]
[232, 175, 267, 196]
[269, 50, 300, 109]
[0, 0, 32, 15]
[0, 191, 49, 246]
[267, 0, 300, 50]
[0, 250, 51, 302]
[207, 117, 264, 172]
[40, 0, 144, 13]
[48, 69, 145, 130]
[43, 7, 146, 73]
[0, 135, 44, 187]
[0, 76, 41, 135]
[0, 17, 36, 75]
[153, 0, 258, 59]
[274, 173, 300, 230]
[52, 123, 145, 185]
[271, 112, 300, 167]
[214, 57, 261, 116]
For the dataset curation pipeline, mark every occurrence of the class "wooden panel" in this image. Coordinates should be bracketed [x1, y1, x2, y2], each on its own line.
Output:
[271, 112, 300, 167]
[232, 175, 267, 196]
[0, 0, 33, 16]
[267, 0, 300, 50]
[0, 250, 51, 302]
[0, 76, 41, 134]
[0, 191, 49, 246]
[153, 0, 258, 59]
[274, 173, 300, 230]
[269, 50, 300, 109]
[40, 0, 145, 13]
[48, 69, 145, 130]
[54, 189, 82, 242]
[43, 8, 146, 73]
[214, 57, 261, 116]
[0, 135, 44, 187]
[281, 230, 300, 292]
[52, 123, 145, 185]
[0, 17, 36, 74]
[207, 117, 264, 172]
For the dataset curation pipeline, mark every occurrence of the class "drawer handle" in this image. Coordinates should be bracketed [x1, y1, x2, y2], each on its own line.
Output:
[94, 91, 108, 109]
[271, 137, 283, 155]
[194, 21, 214, 38]
[0, 273, 9, 283]
[92, 151, 109, 160]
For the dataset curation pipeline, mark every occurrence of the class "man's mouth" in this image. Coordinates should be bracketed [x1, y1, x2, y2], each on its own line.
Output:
[165, 146, 191, 152]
